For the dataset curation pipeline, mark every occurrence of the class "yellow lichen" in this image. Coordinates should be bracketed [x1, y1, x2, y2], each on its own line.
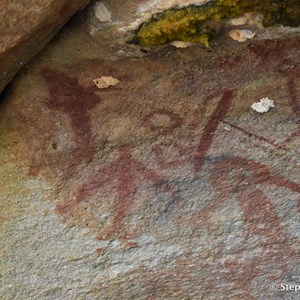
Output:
[135, 0, 300, 46]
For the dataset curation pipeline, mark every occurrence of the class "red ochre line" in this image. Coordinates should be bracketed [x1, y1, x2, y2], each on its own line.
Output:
[287, 75, 300, 119]
[194, 90, 233, 173]
[222, 120, 287, 151]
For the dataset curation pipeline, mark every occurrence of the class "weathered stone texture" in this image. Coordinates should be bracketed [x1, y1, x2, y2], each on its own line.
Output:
[0, 1, 300, 300]
[0, 0, 90, 94]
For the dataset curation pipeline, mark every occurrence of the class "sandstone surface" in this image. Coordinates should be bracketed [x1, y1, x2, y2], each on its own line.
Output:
[0, 1, 300, 299]
[0, 0, 90, 94]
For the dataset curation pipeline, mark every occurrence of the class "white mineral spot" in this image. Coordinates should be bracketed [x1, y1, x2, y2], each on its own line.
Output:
[251, 97, 275, 113]
[229, 29, 256, 42]
[170, 41, 192, 48]
[94, 2, 112, 22]
[93, 76, 119, 89]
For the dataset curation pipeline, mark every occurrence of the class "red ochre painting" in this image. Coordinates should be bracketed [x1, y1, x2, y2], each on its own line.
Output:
[3, 36, 298, 297]
[27, 39, 300, 239]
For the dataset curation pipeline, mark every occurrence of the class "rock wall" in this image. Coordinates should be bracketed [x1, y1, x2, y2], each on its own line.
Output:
[0, 0, 90, 94]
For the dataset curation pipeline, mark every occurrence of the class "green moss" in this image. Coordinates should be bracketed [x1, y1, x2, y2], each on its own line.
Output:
[135, 0, 300, 46]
